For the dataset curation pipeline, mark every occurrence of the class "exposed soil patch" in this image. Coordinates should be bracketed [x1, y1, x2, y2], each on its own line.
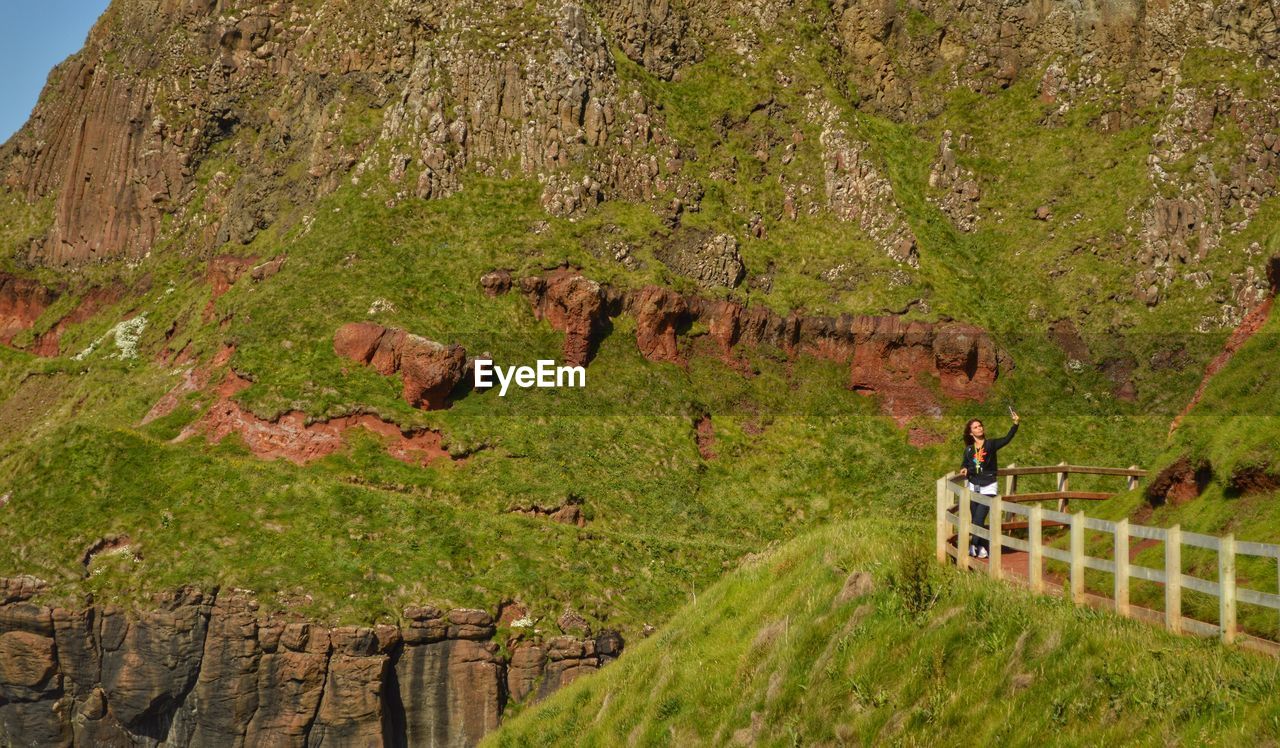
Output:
[80, 534, 137, 575]
[141, 345, 235, 425]
[31, 284, 128, 357]
[1145, 456, 1212, 506]
[695, 414, 716, 459]
[177, 372, 455, 466]
[1228, 465, 1280, 496]
[0, 272, 58, 345]
[908, 427, 945, 448]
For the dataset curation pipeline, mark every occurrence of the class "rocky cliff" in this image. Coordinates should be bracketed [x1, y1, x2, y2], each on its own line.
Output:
[0, 578, 620, 747]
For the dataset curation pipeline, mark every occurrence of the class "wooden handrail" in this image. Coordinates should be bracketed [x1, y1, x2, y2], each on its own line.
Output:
[996, 465, 1147, 478]
[936, 468, 1280, 650]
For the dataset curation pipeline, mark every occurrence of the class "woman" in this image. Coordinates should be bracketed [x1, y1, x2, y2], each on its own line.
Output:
[959, 410, 1020, 558]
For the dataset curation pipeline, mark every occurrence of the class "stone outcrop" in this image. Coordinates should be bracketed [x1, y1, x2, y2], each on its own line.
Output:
[519, 269, 609, 366]
[828, 0, 1280, 122]
[177, 370, 455, 467]
[498, 268, 1004, 422]
[509, 497, 587, 527]
[657, 231, 746, 289]
[602, 0, 701, 80]
[814, 101, 919, 267]
[0, 582, 622, 747]
[334, 322, 467, 409]
[0, 272, 58, 345]
[627, 285, 689, 364]
[927, 130, 980, 232]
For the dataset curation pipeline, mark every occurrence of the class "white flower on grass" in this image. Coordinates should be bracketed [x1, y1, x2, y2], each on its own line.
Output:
[511, 616, 535, 629]
[113, 315, 147, 359]
[73, 314, 148, 361]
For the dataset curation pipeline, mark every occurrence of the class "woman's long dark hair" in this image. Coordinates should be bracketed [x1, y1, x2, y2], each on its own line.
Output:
[963, 419, 983, 446]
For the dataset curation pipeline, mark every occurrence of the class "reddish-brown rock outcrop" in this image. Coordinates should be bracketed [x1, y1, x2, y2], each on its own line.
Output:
[496, 269, 1004, 422]
[0, 272, 57, 346]
[334, 322, 467, 409]
[178, 371, 454, 467]
[0, 582, 621, 746]
[1145, 456, 1213, 506]
[520, 270, 608, 366]
[627, 285, 689, 364]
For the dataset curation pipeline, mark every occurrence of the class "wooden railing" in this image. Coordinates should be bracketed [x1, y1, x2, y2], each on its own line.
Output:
[935, 464, 1280, 648]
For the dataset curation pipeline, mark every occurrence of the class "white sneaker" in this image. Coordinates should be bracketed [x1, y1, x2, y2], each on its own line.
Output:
[969, 544, 977, 557]
[978, 547, 989, 559]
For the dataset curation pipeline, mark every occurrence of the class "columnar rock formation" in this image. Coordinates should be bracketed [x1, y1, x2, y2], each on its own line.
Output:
[0, 579, 621, 747]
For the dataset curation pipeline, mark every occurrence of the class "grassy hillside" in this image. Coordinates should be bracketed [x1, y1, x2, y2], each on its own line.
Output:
[490, 518, 1280, 746]
[1, 0, 1278, 643]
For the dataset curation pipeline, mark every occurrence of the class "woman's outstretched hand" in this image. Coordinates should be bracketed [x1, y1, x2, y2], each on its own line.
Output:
[1011, 410, 1020, 425]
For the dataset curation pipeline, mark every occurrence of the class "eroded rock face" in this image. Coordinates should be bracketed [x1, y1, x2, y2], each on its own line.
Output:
[628, 285, 689, 364]
[0, 272, 58, 346]
[334, 322, 467, 409]
[496, 269, 1003, 422]
[657, 231, 746, 289]
[177, 370, 455, 467]
[520, 270, 608, 366]
[0, 583, 620, 747]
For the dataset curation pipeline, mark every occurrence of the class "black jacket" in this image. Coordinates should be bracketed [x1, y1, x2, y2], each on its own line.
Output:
[961, 423, 1018, 487]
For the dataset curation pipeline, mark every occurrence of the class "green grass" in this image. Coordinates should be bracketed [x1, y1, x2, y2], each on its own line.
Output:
[490, 518, 1280, 746]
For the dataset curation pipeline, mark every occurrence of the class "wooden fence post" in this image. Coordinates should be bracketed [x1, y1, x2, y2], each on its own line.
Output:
[1004, 463, 1017, 498]
[1070, 510, 1085, 604]
[1166, 525, 1182, 634]
[1114, 518, 1130, 618]
[936, 477, 949, 564]
[958, 484, 972, 572]
[989, 493, 1003, 580]
[1056, 461, 1070, 512]
[1029, 504, 1044, 593]
[1127, 465, 1139, 492]
[1220, 534, 1237, 644]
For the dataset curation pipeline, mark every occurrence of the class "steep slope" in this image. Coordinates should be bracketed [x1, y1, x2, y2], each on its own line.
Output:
[491, 518, 1280, 746]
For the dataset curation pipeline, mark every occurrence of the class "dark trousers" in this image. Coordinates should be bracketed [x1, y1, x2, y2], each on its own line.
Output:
[970, 499, 990, 551]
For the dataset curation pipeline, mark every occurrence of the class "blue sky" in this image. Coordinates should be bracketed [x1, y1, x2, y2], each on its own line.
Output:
[1, 1, 111, 143]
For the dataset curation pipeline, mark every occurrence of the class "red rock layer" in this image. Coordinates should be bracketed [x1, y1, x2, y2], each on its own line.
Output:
[507, 269, 1004, 423]
[0, 272, 57, 345]
[333, 322, 467, 410]
[519, 269, 608, 366]
[177, 371, 453, 467]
